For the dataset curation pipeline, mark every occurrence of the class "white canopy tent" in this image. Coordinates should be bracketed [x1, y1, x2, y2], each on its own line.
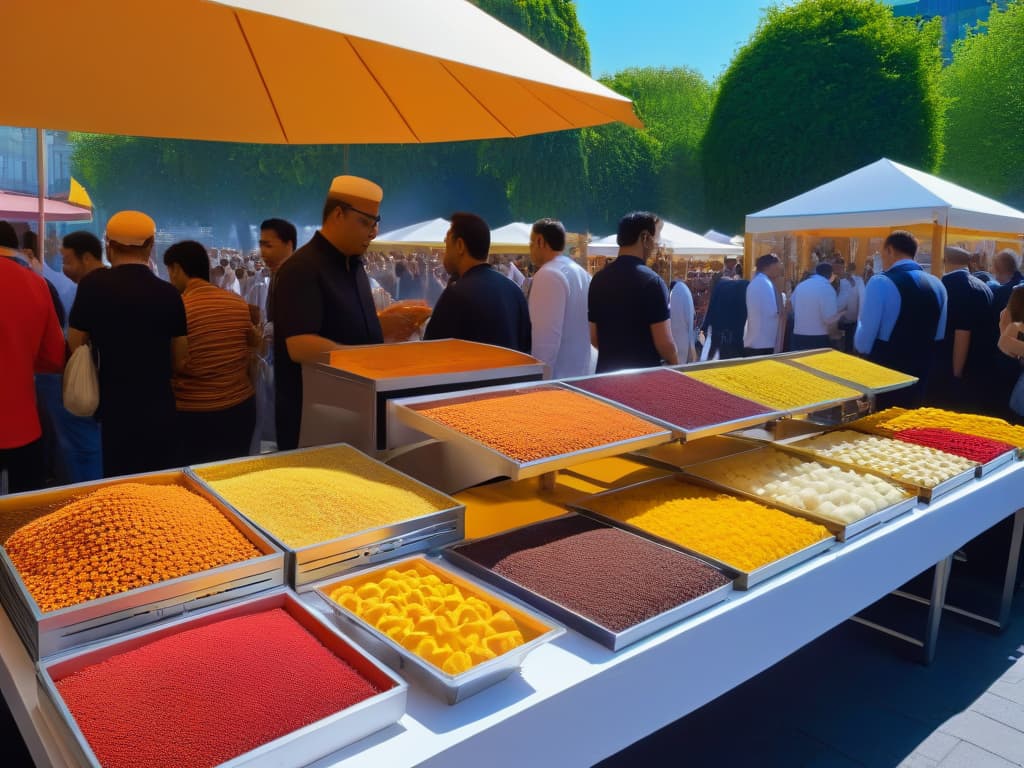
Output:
[745, 158, 1024, 276]
[374, 217, 449, 248]
[588, 220, 744, 257]
[489, 222, 534, 254]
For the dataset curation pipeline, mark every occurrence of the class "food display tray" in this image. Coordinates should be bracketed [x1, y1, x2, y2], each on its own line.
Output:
[36, 588, 407, 768]
[629, 435, 764, 472]
[775, 349, 919, 396]
[315, 555, 564, 704]
[672, 355, 871, 420]
[681, 448, 918, 542]
[388, 382, 672, 482]
[976, 449, 1019, 478]
[442, 515, 735, 652]
[558, 370, 787, 442]
[189, 445, 465, 590]
[0, 471, 285, 660]
[777, 437, 979, 503]
[569, 476, 836, 590]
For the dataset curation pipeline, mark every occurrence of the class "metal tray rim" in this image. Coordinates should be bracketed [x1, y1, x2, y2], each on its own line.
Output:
[557, 374, 786, 442]
[778, 436, 979, 501]
[37, 588, 408, 768]
[312, 555, 564, 686]
[567, 477, 836, 589]
[441, 513, 736, 651]
[0, 470, 284, 625]
[679, 450, 919, 541]
[390, 387, 671, 480]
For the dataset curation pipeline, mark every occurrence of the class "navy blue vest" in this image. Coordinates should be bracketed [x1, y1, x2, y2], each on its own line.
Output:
[868, 261, 940, 405]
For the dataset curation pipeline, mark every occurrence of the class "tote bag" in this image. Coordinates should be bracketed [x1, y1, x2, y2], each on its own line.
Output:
[63, 344, 99, 417]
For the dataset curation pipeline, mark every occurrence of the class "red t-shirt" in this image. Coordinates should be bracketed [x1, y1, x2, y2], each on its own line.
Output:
[0, 255, 66, 449]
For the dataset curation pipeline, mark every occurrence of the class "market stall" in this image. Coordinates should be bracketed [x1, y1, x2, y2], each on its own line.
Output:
[744, 158, 1024, 281]
[4, 351, 1024, 768]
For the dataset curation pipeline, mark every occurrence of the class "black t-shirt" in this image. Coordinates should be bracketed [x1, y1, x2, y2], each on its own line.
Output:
[423, 263, 531, 353]
[941, 269, 996, 378]
[69, 264, 187, 422]
[271, 231, 383, 450]
[588, 255, 671, 373]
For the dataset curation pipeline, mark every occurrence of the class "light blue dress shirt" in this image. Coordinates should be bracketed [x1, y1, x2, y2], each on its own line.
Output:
[854, 259, 948, 354]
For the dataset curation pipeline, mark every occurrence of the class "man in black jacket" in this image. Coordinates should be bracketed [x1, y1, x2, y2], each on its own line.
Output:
[424, 213, 531, 353]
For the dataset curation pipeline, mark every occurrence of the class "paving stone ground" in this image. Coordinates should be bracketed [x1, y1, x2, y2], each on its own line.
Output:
[601, 574, 1024, 768]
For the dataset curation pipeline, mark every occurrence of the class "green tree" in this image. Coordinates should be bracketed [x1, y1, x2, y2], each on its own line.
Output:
[702, 0, 945, 232]
[595, 67, 715, 231]
[940, 1, 1024, 209]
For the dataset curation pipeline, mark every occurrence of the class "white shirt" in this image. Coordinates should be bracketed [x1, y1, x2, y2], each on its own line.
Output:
[669, 281, 695, 363]
[528, 254, 592, 379]
[743, 272, 779, 349]
[792, 274, 839, 336]
[836, 275, 860, 323]
[508, 261, 526, 288]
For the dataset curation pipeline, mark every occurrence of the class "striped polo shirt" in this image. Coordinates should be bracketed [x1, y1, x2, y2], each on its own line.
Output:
[173, 278, 255, 412]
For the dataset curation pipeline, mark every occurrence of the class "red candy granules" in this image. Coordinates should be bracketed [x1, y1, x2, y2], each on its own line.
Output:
[55, 608, 381, 768]
[893, 427, 1015, 465]
[571, 368, 773, 430]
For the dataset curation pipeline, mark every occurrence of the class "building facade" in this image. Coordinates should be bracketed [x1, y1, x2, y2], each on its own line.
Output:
[0, 127, 73, 195]
[887, 0, 1008, 59]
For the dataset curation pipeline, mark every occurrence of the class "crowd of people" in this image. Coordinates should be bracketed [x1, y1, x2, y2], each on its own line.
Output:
[698, 232, 1024, 418]
[3, 171, 1024, 497]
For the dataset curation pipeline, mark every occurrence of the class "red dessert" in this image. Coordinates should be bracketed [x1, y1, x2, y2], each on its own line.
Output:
[893, 427, 1014, 464]
[55, 608, 380, 768]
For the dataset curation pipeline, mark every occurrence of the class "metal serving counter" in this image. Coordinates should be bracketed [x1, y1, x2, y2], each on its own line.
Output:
[7, 461, 1022, 768]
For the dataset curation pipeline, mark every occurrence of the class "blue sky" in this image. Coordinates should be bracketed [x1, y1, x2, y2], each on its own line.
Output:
[575, 1, 782, 81]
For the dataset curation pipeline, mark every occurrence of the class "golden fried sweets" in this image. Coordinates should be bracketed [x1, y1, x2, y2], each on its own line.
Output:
[689, 450, 909, 524]
[415, 388, 664, 463]
[197, 447, 453, 548]
[585, 481, 830, 572]
[792, 350, 916, 389]
[683, 360, 861, 410]
[852, 407, 1024, 449]
[5, 483, 260, 612]
[793, 430, 975, 488]
[329, 563, 527, 675]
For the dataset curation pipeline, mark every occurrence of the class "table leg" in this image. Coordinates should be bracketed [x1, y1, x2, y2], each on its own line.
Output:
[922, 555, 952, 665]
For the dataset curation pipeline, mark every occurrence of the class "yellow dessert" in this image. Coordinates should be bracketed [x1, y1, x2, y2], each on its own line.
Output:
[329, 562, 528, 675]
[793, 350, 916, 389]
[683, 360, 860, 410]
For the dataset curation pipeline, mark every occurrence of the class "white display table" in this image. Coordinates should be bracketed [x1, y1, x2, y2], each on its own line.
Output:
[3, 463, 1022, 768]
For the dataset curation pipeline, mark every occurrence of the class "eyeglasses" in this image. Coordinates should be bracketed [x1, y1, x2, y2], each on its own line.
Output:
[339, 203, 381, 226]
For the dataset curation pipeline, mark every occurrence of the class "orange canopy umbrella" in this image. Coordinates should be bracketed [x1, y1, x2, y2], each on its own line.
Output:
[6, 0, 641, 144]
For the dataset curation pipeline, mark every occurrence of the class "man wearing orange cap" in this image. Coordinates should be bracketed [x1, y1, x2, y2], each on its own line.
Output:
[272, 176, 385, 450]
[68, 211, 189, 477]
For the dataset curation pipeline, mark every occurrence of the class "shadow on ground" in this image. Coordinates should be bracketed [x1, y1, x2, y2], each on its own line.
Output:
[599, 567, 1024, 768]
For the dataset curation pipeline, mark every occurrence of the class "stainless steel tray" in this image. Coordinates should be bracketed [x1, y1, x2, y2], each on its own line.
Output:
[388, 382, 672, 482]
[681, 448, 918, 541]
[568, 476, 835, 590]
[778, 436, 979, 503]
[189, 444, 465, 590]
[629, 435, 765, 472]
[558, 369, 786, 442]
[442, 514, 734, 651]
[0, 471, 285, 660]
[36, 588, 407, 768]
[775, 349, 918, 396]
[977, 449, 1018, 478]
[314, 555, 564, 704]
[672, 355, 870, 421]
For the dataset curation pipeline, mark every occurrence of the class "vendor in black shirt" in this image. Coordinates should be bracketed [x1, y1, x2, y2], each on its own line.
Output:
[68, 210, 189, 477]
[272, 176, 385, 450]
[423, 213, 531, 353]
[588, 211, 679, 373]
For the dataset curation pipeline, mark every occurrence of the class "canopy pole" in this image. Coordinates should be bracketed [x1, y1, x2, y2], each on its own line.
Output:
[36, 127, 46, 262]
[931, 218, 947, 277]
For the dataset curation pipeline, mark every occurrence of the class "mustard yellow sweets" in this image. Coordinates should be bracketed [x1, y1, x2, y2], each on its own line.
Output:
[198, 448, 453, 548]
[586, 481, 830, 572]
[684, 360, 860, 410]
